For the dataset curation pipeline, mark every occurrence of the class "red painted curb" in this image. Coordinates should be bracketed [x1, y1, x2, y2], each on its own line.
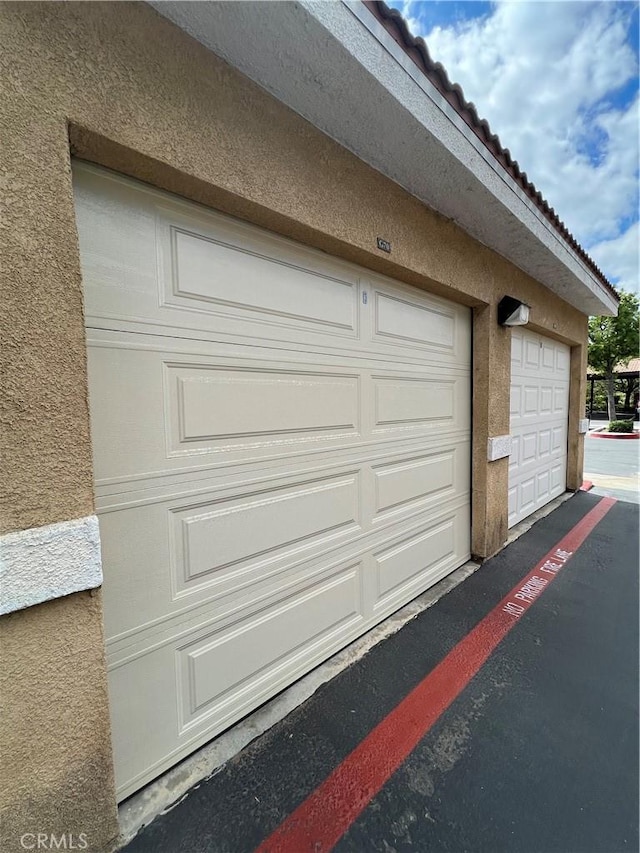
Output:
[588, 431, 639, 440]
[580, 481, 593, 491]
[256, 497, 617, 853]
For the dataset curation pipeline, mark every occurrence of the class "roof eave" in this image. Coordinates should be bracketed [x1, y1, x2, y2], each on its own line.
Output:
[149, 0, 619, 317]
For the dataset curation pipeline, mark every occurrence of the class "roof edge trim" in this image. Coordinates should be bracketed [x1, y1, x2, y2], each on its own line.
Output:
[362, 0, 619, 306]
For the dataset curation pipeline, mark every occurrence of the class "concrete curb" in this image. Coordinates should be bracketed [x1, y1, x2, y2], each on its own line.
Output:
[588, 431, 640, 440]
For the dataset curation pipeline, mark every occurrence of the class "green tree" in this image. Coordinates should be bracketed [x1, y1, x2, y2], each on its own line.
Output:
[588, 292, 639, 420]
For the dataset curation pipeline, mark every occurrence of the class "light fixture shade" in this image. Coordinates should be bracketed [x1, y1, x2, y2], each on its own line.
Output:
[498, 296, 530, 326]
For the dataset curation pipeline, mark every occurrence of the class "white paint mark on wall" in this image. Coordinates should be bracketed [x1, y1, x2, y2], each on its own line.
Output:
[0, 515, 103, 615]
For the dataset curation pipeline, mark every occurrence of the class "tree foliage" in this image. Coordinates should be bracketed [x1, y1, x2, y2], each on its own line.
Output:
[588, 292, 640, 420]
[589, 292, 639, 374]
[586, 377, 638, 414]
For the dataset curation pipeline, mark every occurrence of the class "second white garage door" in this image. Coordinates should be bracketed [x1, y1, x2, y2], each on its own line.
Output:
[508, 328, 570, 527]
[74, 163, 471, 799]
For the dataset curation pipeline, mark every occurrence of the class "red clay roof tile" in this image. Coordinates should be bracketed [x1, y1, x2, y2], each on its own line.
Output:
[364, 0, 618, 303]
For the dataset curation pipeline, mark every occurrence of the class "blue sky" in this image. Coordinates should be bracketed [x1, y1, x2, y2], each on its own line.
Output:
[387, 0, 639, 297]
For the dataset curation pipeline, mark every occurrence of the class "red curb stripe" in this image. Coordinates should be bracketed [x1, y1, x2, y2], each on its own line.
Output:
[256, 497, 617, 853]
[588, 431, 640, 440]
[580, 481, 593, 491]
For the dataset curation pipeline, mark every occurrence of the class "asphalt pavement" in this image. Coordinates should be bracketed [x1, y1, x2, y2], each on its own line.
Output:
[123, 492, 639, 853]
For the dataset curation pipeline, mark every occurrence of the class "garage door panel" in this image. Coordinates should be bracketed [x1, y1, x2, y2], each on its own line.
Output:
[89, 335, 469, 486]
[106, 522, 374, 662]
[538, 428, 552, 457]
[168, 363, 360, 444]
[73, 170, 159, 302]
[179, 564, 363, 729]
[372, 373, 469, 439]
[542, 342, 555, 370]
[508, 485, 517, 524]
[88, 339, 364, 485]
[552, 425, 566, 452]
[510, 384, 521, 416]
[373, 449, 453, 515]
[375, 517, 454, 601]
[373, 291, 455, 350]
[370, 449, 470, 529]
[553, 386, 567, 412]
[374, 376, 453, 427]
[521, 432, 537, 463]
[76, 166, 363, 349]
[523, 386, 538, 414]
[108, 499, 470, 798]
[77, 164, 473, 369]
[99, 488, 362, 643]
[510, 427, 566, 467]
[370, 287, 470, 364]
[109, 557, 366, 799]
[539, 386, 553, 414]
[163, 220, 358, 335]
[550, 463, 563, 491]
[511, 332, 523, 367]
[99, 448, 469, 641]
[509, 457, 567, 531]
[172, 472, 361, 588]
[509, 329, 569, 527]
[520, 477, 536, 513]
[109, 499, 466, 677]
[537, 469, 550, 500]
[373, 505, 470, 616]
[107, 645, 179, 799]
[155, 202, 361, 303]
[556, 348, 570, 374]
[508, 435, 520, 470]
[525, 339, 541, 370]
[76, 163, 471, 800]
[513, 344, 568, 380]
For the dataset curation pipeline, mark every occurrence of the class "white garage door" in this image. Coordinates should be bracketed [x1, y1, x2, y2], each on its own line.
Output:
[508, 328, 570, 527]
[74, 163, 471, 799]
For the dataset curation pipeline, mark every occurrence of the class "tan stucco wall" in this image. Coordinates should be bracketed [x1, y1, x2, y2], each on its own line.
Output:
[567, 333, 589, 490]
[0, 591, 118, 853]
[0, 2, 588, 850]
[1, 0, 588, 535]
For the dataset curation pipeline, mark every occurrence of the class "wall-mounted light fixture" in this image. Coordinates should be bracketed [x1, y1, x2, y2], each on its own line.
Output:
[498, 296, 530, 326]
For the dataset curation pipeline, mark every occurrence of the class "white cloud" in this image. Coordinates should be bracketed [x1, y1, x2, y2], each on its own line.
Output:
[401, 0, 639, 292]
[589, 220, 640, 295]
[398, 0, 421, 37]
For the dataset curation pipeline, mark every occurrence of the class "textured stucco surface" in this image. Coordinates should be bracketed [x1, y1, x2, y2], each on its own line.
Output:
[1, 0, 587, 537]
[0, 515, 102, 615]
[471, 305, 513, 557]
[0, 115, 94, 536]
[567, 333, 589, 491]
[0, 591, 118, 853]
[0, 1, 588, 847]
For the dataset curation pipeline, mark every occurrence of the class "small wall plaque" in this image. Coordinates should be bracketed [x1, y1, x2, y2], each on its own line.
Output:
[376, 237, 391, 253]
[487, 434, 513, 461]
